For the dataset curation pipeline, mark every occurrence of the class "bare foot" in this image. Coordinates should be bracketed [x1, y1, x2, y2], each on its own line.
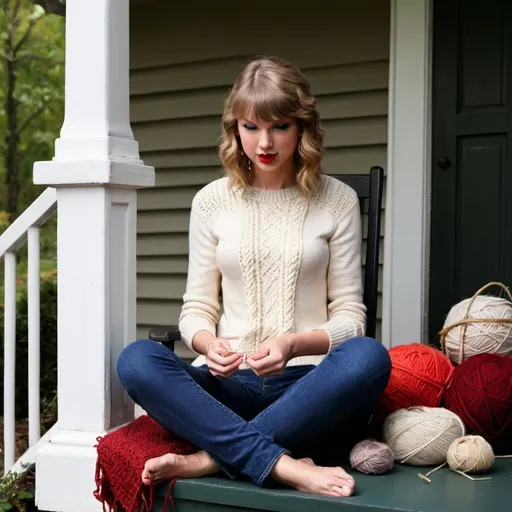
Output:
[142, 450, 219, 485]
[271, 454, 355, 497]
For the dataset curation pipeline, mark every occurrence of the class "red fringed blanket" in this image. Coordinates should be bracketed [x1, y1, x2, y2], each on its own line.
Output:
[94, 415, 197, 511]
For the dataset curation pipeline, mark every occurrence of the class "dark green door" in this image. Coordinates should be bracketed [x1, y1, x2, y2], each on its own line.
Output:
[429, 0, 512, 343]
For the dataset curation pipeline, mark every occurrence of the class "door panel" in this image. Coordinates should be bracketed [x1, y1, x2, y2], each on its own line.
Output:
[429, 0, 512, 343]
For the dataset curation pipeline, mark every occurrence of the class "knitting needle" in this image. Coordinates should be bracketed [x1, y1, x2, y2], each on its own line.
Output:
[417, 473, 431, 483]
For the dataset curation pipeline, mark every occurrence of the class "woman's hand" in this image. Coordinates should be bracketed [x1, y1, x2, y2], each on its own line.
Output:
[246, 335, 293, 377]
[206, 338, 243, 378]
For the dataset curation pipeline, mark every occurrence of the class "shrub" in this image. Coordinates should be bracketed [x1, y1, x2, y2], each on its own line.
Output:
[0, 278, 57, 419]
[0, 466, 34, 511]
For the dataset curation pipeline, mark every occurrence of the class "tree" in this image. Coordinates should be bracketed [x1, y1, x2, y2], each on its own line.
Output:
[32, 0, 64, 16]
[0, 0, 64, 218]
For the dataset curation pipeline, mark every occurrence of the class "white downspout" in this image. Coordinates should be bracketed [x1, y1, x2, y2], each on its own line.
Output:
[382, 0, 433, 348]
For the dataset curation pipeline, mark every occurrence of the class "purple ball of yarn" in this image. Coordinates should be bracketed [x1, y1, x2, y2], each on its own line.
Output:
[350, 439, 394, 474]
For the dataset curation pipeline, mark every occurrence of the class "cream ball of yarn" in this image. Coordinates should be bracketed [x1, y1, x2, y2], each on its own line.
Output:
[383, 406, 465, 466]
[442, 295, 512, 363]
[447, 435, 495, 474]
[349, 439, 394, 474]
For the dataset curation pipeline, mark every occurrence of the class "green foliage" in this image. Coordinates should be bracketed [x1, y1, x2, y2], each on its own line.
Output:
[0, 212, 9, 234]
[0, 210, 57, 304]
[0, 5, 61, 497]
[0, 467, 34, 511]
[0, 278, 57, 419]
[0, 0, 65, 213]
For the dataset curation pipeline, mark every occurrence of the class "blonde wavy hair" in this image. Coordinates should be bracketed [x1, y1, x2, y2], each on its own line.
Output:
[218, 56, 324, 197]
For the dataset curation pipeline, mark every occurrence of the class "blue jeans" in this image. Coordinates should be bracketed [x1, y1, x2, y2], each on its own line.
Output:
[117, 336, 391, 487]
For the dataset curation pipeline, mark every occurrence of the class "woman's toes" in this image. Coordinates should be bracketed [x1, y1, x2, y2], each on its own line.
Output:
[336, 469, 354, 486]
[329, 468, 355, 496]
[141, 468, 152, 485]
[142, 454, 171, 484]
[337, 467, 353, 480]
[332, 485, 347, 497]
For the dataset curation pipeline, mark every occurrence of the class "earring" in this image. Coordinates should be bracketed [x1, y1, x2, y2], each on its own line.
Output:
[241, 148, 252, 171]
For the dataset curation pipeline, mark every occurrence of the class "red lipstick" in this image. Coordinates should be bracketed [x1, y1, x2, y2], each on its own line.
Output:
[257, 153, 277, 164]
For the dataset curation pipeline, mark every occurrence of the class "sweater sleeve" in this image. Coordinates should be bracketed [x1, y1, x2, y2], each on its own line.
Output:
[314, 197, 367, 351]
[178, 195, 221, 354]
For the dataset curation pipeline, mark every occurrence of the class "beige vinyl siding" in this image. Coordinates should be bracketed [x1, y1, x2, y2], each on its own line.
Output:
[130, 0, 390, 357]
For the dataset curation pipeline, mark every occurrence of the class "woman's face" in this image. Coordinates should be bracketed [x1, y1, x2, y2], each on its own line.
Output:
[237, 118, 301, 179]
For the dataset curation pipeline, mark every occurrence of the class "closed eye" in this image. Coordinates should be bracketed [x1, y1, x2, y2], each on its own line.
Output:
[274, 123, 290, 131]
[242, 124, 257, 131]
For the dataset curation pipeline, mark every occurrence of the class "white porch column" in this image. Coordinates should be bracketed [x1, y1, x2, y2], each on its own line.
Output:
[33, 0, 154, 510]
[382, 0, 432, 348]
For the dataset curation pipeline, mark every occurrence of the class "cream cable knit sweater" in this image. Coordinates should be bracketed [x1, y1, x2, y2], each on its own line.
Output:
[178, 174, 367, 368]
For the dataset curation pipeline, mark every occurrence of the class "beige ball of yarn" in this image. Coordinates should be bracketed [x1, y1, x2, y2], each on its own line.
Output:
[442, 294, 512, 363]
[447, 435, 495, 474]
[383, 406, 465, 466]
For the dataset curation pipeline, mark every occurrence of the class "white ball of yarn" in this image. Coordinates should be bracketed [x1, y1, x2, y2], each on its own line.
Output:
[382, 406, 465, 466]
[447, 435, 495, 474]
[443, 295, 512, 363]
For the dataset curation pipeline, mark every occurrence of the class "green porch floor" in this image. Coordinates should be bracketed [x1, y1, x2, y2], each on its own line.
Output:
[155, 459, 512, 512]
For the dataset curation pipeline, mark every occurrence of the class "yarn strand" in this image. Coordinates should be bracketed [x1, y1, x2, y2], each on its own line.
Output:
[452, 470, 491, 482]
[416, 436, 504, 484]
[417, 461, 448, 483]
[400, 420, 452, 464]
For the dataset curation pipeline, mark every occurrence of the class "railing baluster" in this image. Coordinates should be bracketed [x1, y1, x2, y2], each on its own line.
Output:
[28, 227, 41, 446]
[4, 252, 16, 473]
[0, 189, 56, 472]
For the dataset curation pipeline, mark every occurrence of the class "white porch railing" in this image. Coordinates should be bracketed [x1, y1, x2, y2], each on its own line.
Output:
[0, 187, 57, 474]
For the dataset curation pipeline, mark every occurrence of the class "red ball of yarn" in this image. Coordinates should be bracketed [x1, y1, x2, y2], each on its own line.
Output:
[379, 343, 454, 414]
[444, 353, 512, 453]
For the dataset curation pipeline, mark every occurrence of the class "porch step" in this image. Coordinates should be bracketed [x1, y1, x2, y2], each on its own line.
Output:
[155, 458, 512, 511]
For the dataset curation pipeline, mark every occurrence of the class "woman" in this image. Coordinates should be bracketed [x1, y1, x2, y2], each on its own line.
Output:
[117, 56, 391, 498]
